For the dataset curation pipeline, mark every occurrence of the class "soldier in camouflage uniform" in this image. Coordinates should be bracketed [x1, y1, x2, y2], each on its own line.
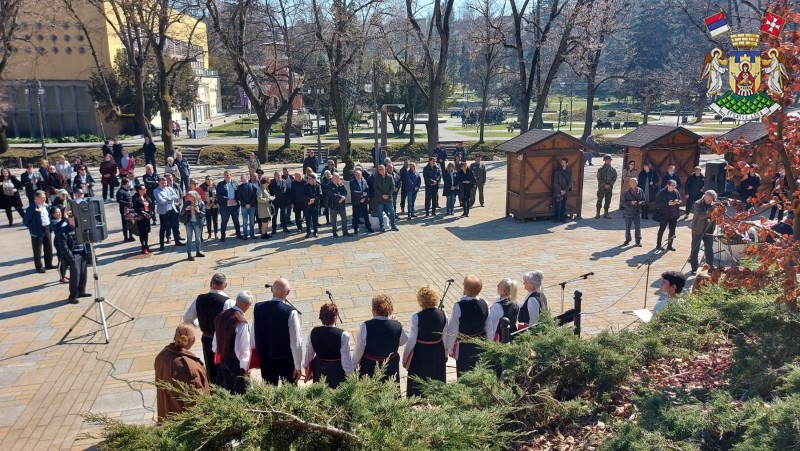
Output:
[596, 154, 617, 219]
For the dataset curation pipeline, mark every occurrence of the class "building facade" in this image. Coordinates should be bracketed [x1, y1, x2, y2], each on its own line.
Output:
[3, 4, 220, 139]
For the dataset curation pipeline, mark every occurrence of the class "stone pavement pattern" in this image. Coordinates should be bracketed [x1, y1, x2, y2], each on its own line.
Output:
[0, 156, 706, 450]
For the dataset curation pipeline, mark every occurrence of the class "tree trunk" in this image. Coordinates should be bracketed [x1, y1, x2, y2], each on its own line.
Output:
[479, 82, 488, 144]
[581, 81, 597, 141]
[409, 104, 416, 145]
[330, 80, 352, 179]
[642, 98, 651, 125]
[284, 103, 293, 148]
[133, 71, 152, 142]
[425, 82, 442, 152]
[0, 115, 8, 155]
[158, 84, 175, 159]
[257, 109, 270, 163]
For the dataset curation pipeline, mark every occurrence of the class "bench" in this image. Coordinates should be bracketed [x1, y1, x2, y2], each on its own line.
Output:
[622, 121, 639, 129]
[507, 122, 519, 132]
[594, 120, 612, 130]
[541, 123, 554, 130]
[190, 128, 208, 139]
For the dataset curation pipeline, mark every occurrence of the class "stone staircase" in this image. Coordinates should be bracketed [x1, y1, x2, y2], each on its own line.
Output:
[178, 148, 201, 165]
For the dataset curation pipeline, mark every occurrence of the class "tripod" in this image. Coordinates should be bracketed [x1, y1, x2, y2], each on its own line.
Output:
[65, 242, 135, 343]
[549, 273, 594, 312]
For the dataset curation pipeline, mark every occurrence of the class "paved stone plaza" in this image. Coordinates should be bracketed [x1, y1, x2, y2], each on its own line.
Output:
[0, 156, 704, 450]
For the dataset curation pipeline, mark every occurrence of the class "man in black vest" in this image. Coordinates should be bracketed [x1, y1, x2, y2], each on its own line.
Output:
[253, 278, 303, 386]
[212, 291, 254, 394]
[443, 275, 490, 377]
[183, 273, 234, 384]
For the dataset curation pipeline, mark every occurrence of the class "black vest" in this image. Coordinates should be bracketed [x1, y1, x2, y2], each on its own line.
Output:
[196, 292, 228, 335]
[496, 299, 519, 334]
[519, 292, 541, 324]
[363, 318, 403, 359]
[416, 308, 446, 342]
[253, 300, 294, 360]
[310, 326, 344, 360]
[457, 298, 488, 336]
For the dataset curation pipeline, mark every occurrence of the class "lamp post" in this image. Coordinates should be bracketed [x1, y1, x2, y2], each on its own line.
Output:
[307, 87, 324, 151]
[559, 81, 575, 131]
[94, 101, 106, 140]
[25, 81, 47, 160]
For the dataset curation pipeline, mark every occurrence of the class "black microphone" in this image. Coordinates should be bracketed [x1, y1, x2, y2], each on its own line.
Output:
[446, 278, 455, 283]
[580, 272, 594, 278]
[325, 290, 332, 296]
[265, 283, 272, 288]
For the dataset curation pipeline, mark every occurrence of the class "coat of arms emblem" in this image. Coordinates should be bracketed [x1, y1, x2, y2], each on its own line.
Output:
[699, 10, 788, 120]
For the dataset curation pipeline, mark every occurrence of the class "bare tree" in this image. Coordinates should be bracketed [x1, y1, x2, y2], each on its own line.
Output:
[311, 0, 381, 176]
[567, 0, 629, 140]
[465, 0, 507, 143]
[143, 0, 207, 157]
[390, 0, 456, 151]
[206, 0, 306, 163]
[0, 0, 25, 153]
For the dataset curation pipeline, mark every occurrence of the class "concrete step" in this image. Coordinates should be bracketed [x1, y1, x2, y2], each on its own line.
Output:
[178, 148, 201, 165]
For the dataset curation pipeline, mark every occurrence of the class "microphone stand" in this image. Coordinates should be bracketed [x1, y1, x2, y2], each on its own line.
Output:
[547, 273, 593, 312]
[265, 284, 302, 315]
[326, 290, 344, 323]
[438, 279, 454, 310]
[637, 247, 662, 309]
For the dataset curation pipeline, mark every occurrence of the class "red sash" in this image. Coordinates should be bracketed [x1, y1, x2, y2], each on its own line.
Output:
[362, 352, 399, 363]
[213, 348, 260, 369]
[404, 339, 442, 368]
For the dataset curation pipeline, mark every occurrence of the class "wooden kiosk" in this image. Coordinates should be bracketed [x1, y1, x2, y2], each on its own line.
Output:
[718, 122, 773, 194]
[612, 125, 701, 201]
[499, 129, 593, 221]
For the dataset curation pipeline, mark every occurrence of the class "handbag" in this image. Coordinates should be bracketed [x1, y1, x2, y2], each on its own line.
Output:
[128, 219, 140, 236]
[124, 206, 137, 221]
[178, 208, 189, 224]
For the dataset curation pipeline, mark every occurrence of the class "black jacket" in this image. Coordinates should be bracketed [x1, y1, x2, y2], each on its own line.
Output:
[216, 180, 239, 207]
[325, 182, 348, 210]
[685, 174, 705, 198]
[116, 187, 133, 213]
[235, 182, 258, 207]
[422, 163, 442, 186]
[637, 170, 660, 202]
[457, 167, 476, 191]
[142, 141, 157, 160]
[303, 182, 323, 208]
[269, 178, 288, 207]
[132, 193, 152, 219]
[290, 179, 307, 205]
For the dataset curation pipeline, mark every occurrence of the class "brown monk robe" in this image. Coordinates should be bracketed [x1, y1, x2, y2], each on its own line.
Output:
[154, 324, 210, 421]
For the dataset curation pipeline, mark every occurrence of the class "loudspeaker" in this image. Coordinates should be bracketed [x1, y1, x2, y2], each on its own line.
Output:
[705, 160, 728, 195]
[70, 198, 108, 244]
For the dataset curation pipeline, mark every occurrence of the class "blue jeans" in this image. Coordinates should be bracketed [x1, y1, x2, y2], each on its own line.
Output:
[446, 194, 456, 214]
[220, 205, 241, 237]
[376, 202, 396, 230]
[553, 197, 567, 222]
[185, 222, 203, 255]
[241, 206, 256, 238]
[406, 190, 418, 217]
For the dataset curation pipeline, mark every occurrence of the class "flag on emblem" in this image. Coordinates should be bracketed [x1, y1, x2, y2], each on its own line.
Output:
[704, 11, 730, 37]
[760, 12, 786, 37]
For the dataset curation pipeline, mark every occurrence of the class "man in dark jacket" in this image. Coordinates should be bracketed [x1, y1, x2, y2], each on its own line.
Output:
[289, 172, 306, 233]
[112, 138, 124, 165]
[216, 171, 242, 242]
[57, 214, 90, 304]
[552, 157, 573, 223]
[434, 143, 447, 174]
[373, 165, 398, 232]
[142, 165, 160, 225]
[736, 165, 761, 210]
[23, 191, 55, 273]
[20, 164, 44, 204]
[621, 178, 646, 246]
[398, 158, 410, 214]
[422, 157, 442, 216]
[469, 154, 487, 208]
[456, 161, 476, 217]
[684, 166, 705, 218]
[142, 136, 157, 169]
[326, 174, 350, 237]
[302, 150, 318, 176]
[102, 140, 113, 159]
[236, 174, 258, 240]
[689, 190, 717, 275]
[655, 180, 682, 250]
[661, 165, 681, 190]
[350, 169, 373, 233]
[303, 173, 322, 238]
[175, 152, 191, 192]
[269, 173, 290, 234]
[115, 177, 135, 242]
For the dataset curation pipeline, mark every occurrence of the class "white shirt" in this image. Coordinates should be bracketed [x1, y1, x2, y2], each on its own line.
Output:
[402, 311, 448, 366]
[521, 291, 541, 325]
[211, 306, 252, 370]
[487, 298, 516, 341]
[352, 316, 409, 364]
[182, 290, 234, 327]
[653, 293, 677, 313]
[250, 298, 303, 370]
[38, 203, 50, 226]
[302, 326, 355, 375]
[443, 297, 492, 360]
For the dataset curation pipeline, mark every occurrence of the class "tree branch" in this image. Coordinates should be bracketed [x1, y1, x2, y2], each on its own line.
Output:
[247, 409, 358, 442]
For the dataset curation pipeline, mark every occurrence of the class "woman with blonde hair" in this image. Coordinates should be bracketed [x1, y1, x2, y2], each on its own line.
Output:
[519, 270, 547, 327]
[256, 176, 274, 239]
[154, 324, 210, 421]
[180, 190, 206, 261]
[403, 285, 448, 397]
[488, 278, 520, 342]
[353, 294, 408, 384]
[443, 275, 490, 377]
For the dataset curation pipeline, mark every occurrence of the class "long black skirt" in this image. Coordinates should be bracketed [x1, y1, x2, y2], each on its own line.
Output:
[312, 358, 346, 388]
[456, 342, 482, 377]
[360, 355, 400, 383]
[406, 342, 446, 397]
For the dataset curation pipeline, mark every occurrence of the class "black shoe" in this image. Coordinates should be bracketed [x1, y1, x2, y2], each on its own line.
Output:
[366, 229, 374, 233]
[126, 237, 136, 242]
[344, 233, 352, 237]
[333, 233, 339, 237]
[313, 232, 318, 237]
[635, 242, 642, 247]
[160, 245, 165, 251]
[68, 298, 79, 304]
[175, 241, 186, 246]
[36, 268, 46, 274]
[187, 255, 195, 261]
[266, 234, 271, 239]
[196, 252, 205, 258]
[261, 233, 268, 239]
[667, 245, 676, 251]
[166, 238, 171, 244]
[220, 236, 226, 242]
[236, 234, 245, 240]
[305, 233, 311, 238]
[623, 241, 630, 246]
[78, 292, 92, 298]
[283, 228, 290, 233]
[45, 265, 57, 270]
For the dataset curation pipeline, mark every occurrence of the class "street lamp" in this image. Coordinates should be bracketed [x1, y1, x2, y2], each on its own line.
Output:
[559, 81, 575, 131]
[307, 87, 325, 152]
[24, 80, 47, 160]
[94, 100, 106, 140]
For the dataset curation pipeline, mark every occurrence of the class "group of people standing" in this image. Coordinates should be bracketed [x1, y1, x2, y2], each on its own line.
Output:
[154, 271, 548, 417]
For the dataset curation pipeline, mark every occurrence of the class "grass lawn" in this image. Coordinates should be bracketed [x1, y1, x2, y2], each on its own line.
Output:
[208, 117, 281, 136]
